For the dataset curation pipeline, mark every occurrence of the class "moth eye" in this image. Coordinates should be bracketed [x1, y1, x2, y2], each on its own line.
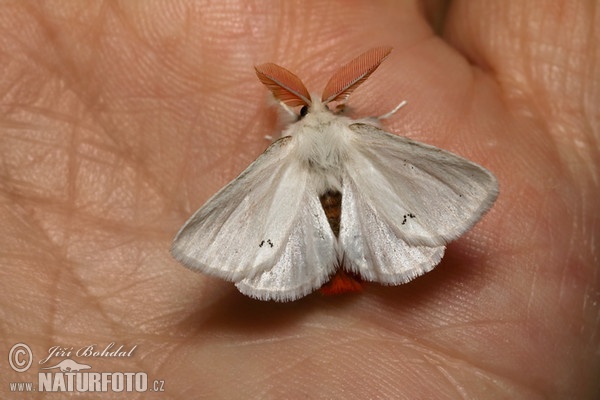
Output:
[299, 105, 308, 118]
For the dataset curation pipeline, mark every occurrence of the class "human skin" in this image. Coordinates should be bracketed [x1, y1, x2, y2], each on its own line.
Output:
[0, 1, 598, 399]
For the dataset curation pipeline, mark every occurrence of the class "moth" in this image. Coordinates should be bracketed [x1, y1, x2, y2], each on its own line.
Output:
[171, 47, 498, 301]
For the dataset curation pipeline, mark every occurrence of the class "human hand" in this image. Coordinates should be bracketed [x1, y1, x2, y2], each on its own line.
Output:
[1, 2, 598, 398]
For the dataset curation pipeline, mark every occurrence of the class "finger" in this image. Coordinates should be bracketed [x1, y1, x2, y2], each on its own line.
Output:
[443, 2, 597, 143]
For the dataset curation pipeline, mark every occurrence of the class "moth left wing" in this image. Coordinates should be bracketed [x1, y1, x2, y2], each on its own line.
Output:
[235, 189, 338, 301]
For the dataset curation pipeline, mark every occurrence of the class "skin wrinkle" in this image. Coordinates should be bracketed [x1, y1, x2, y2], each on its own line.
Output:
[407, 322, 522, 366]
[343, 332, 523, 397]
[21, 79, 154, 232]
[522, 12, 597, 174]
[412, 340, 542, 398]
[428, 356, 506, 400]
[327, 316, 531, 392]
[432, 362, 472, 400]
[525, 259, 543, 326]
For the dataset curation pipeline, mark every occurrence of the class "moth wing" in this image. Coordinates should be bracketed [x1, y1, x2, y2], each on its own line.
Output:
[340, 123, 498, 283]
[235, 190, 337, 302]
[340, 176, 446, 284]
[172, 137, 327, 282]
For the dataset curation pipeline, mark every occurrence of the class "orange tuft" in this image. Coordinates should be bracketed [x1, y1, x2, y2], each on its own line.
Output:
[320, 270, 363, 296]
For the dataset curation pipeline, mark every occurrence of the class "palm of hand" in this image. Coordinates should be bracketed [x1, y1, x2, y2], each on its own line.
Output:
[1, 2, 598, 399]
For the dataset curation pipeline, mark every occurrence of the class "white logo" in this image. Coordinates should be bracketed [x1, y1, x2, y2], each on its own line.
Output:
[40, 359, 91, 372]
[7, 342, 164, 394]
[8, 343, 32, 372]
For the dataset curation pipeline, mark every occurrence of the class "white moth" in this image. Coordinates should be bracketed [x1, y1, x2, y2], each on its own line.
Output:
[172, 47, 498, 302]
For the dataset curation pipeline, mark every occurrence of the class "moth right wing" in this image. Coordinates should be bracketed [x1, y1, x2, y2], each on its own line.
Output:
[339, 123, 498, 284]
[340, 176, 446, 284]
[172, 137, 335, 283]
